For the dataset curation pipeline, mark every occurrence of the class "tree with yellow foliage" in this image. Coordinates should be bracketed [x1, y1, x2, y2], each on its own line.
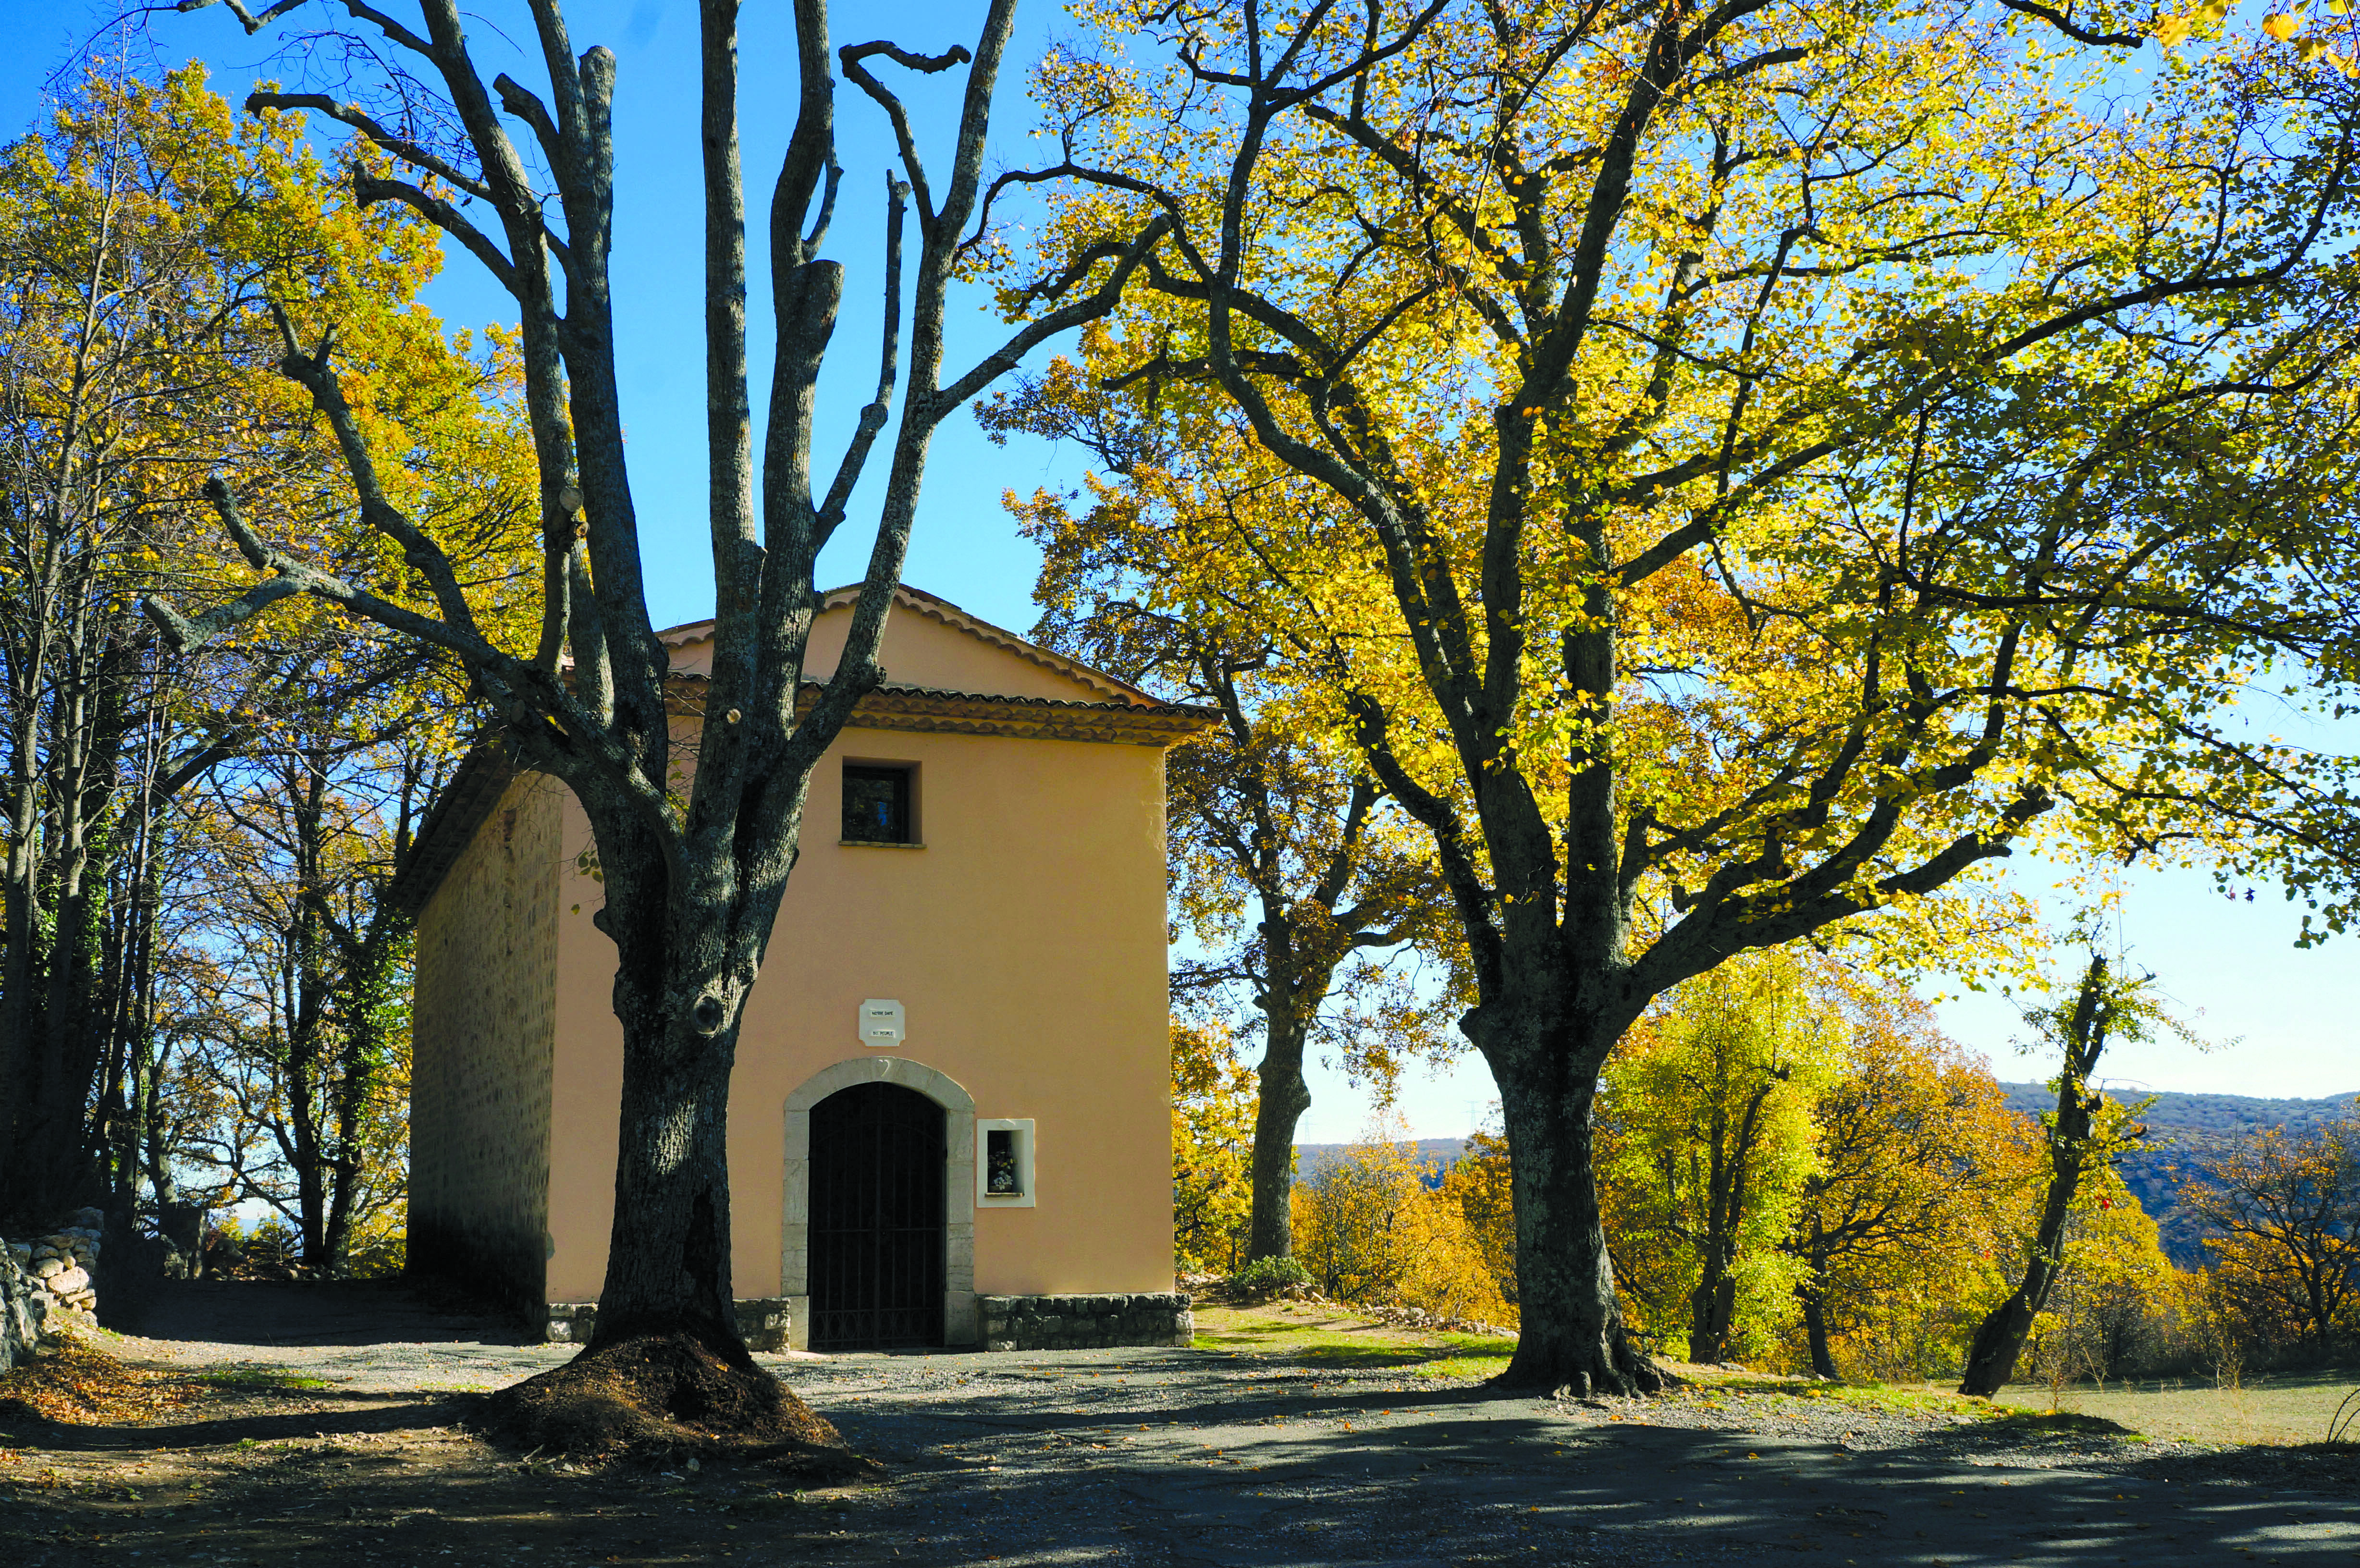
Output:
[0, 64, 535, 1227]
[1440, 1128, 1517, 1312]
[1170, 1020, 1258, 1273]
[1452, 956, 2155, 1380]
[1294, 1123, 1513, 1325]
[1002, 0, 2360, 1394]
[2180, 1109, 2360, 1359]
[1599, 953, 1836, 1363]
[2023, 1173, 2180, 1384]
[1788, 977, 2038, 1379]
[1960, 955, 2180, 1395]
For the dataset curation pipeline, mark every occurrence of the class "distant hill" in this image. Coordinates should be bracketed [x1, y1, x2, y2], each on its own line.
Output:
[1999, 1082, 2358, 1267]
[1998, 1083, 2360, 1139]
[1294, 1139, 1466, 1188]
[1295, 1087, 2357, 1266]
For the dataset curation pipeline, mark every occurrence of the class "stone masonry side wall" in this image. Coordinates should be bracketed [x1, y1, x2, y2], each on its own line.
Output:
[979, 1293, 1192, 1352]
[2, 1211, 102, 1346]
[409, 773, 562, 1319]
[545, 1298, 792, 1353]
[0, 1248, 45, 1371]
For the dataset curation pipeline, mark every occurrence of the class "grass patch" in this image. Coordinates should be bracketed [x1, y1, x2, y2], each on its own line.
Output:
[1410, 1333, 1517, 1381]
[1191, 1304, 1516, 1376]
[1989, 1370, 2360, 1446]
[1714, 1377, 1986, 1417]
[1990, 1409, 2139, 1437]
[193, 1370, 334, 1391]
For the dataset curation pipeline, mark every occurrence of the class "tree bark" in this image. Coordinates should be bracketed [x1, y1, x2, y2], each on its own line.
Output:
[1796, 1222, 1839, 1379]
[588, 894, 749, 1358]
[1489, 1006, 1661, 1396]
[6, 631, 135, 1222]
[1689, 1135, 1736, 1364]
[1244, 1007, 1312, 1261]
[1958, 956, 2112, 1397]
[1794, 1209, 1850, 1370]
[1687, 1080, 1775, 1365]
[1800, 1282, 1837, 1380]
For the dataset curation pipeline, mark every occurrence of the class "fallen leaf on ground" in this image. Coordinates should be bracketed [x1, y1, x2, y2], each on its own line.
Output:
[0, 1338, 200, 1426]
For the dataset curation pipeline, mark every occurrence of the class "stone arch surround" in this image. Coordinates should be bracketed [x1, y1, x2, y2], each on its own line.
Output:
[781, 1056, 976, 1350]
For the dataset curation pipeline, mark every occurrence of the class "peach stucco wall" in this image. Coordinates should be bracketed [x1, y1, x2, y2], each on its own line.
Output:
[540, 609, 1177, 1307]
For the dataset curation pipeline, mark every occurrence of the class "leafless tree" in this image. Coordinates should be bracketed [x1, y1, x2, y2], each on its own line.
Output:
[157, 0, 1165, 1402]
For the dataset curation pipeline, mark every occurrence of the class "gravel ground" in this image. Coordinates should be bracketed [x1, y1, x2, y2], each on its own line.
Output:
[787, 1346, 2360, 1565]
[0, 1282, 2352, 1567]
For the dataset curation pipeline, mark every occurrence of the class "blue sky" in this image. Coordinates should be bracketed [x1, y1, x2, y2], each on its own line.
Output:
[9, 1, 2354, 1140]
[10, 0, 1082, 636]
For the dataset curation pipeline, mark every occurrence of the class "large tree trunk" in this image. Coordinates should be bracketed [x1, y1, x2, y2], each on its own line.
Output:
[579, 808, 762, 1362]
[1490, 1010, 1660, 1396]
[589, 967, 746, 1360]
[1244, 1009, 1312, 1262]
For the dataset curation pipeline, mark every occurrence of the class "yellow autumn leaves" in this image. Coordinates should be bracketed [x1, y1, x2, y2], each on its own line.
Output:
[2161, 1, 2359, 73]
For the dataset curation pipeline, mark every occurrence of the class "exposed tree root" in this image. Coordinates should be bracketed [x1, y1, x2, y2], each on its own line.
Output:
[1488, 1348, 1675, 1401]
[476, 1334, 873, 1480]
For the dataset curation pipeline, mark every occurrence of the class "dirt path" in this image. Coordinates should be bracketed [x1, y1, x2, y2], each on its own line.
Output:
[0, 1282, 2352, 1566]
[118, 1278, 574, 1393]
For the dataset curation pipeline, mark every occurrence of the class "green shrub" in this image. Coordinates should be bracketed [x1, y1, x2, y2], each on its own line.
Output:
[1229, 1255, 1311, 1297]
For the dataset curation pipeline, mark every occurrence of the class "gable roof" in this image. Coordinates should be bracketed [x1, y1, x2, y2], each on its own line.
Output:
[387, 587, 1212, 915]
[652, 584, 1169, 708]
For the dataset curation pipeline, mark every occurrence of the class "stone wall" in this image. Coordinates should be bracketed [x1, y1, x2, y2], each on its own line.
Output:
[0, 1250, 40, 1372]
[979, 1292, 1192, 1352]
[538, 1292, 1188, 1355]
[0, 1208, 106, 1368]
[544, 1298, 793, 1353]
[408, 774, 562, 1318]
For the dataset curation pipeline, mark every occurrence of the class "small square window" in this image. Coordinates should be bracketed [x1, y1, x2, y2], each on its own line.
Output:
[842, 763, 913, 844]
[976, 1118, 1035, 1207]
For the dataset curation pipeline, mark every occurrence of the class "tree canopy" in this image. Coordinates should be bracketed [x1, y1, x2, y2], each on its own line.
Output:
[0, 64, 535, 1226]
[999, 0, 2360, 1390]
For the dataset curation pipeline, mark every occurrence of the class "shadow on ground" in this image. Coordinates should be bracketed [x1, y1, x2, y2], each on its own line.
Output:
[1, 1285, 2354, 1566]
[125, 1278, 533, 1349]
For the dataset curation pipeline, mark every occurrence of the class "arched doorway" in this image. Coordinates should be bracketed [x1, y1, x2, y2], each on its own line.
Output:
[807, 1081, 946, 1349]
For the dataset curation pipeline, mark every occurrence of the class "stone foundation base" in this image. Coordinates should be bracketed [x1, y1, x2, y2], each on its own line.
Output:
[545, 1298, 792, 1352]
[980, 1292, 1192, 1351]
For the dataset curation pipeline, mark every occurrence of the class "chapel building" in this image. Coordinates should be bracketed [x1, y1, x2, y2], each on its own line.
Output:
[390, 586, 1211, 1352]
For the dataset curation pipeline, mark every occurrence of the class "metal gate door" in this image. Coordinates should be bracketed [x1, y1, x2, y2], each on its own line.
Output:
[808, 1081, 946, 1350]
